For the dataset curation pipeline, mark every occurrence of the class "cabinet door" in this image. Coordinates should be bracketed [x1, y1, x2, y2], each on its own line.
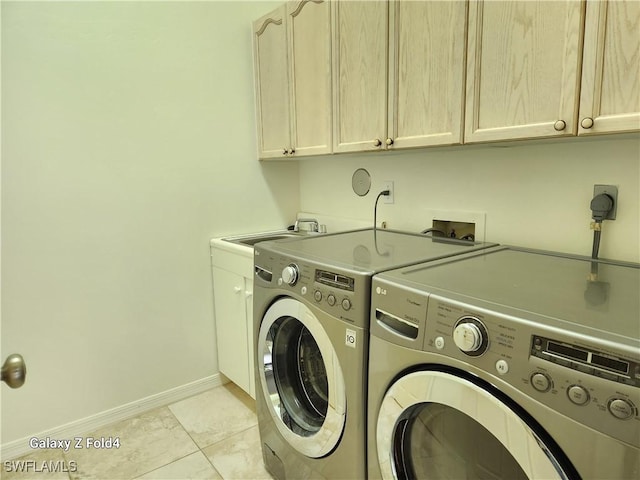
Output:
[465, 1, 584, 143]
[287, 0, 332, 156]
[244, 280, 255, 399]
[332, 0, 388, 153]
[253, 6, 291, 159]
[212, 267, 251, 395]
[578, 0, 640, 135]
[388, 0, 467, 148]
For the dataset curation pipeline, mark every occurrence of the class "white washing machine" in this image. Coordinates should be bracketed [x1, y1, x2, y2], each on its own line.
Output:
[252, 229, 496, 479]
[368, 246, 640, 479]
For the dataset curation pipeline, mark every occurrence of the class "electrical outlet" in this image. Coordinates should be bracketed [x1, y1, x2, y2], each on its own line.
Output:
[383, 181, 394, 204]
[593, 184, 618, 220]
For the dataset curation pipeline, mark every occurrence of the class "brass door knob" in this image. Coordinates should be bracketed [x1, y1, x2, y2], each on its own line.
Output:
[288, 148, 295, 155]
[2, 354, 26, 389]
[554, 120, 566, 131]
[373, 138, 382, 147]
[385, 138, 394, 145]
[581, 117, 594, 129]
[283, 148, 288, 155]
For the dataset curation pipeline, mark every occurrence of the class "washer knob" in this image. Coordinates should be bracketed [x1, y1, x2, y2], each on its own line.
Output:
[327, 294, 336, 306]
[567, 385, 590, 405]
[453, 322, 483, 353]
[608, 398, 635, 420]
[531, 372, 552, 392]
[281, 264, 299, 286]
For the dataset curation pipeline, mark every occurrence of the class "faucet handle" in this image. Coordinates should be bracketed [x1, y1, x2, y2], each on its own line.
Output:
[294, 218, 320, 232]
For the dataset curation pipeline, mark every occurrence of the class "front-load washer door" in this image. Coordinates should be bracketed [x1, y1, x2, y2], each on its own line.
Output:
[258, 297, 347, 458]
[377, 369, 578, 480]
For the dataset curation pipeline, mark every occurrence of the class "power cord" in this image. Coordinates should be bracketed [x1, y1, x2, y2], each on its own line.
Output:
[590, 193, 614, 260]
[373, 189, 390, 231]
[587, 193, 614, 305]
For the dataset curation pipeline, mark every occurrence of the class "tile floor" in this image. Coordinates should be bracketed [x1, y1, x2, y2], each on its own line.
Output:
[2, 383, 274, 480]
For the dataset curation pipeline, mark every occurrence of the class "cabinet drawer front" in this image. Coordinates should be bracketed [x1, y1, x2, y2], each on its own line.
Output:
[211, 248, 253, 278]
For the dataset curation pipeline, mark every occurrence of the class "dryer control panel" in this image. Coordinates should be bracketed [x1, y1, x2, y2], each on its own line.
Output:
[417, 295, 640, 448]
[531, 335, 640, 388]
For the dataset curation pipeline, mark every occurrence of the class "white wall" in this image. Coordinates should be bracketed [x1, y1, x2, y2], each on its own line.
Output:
[1, 1, 293, 445]
[300, 135, 640, 263]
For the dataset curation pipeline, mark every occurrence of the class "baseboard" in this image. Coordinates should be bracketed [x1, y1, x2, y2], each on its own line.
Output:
[1, 374, 226, 461]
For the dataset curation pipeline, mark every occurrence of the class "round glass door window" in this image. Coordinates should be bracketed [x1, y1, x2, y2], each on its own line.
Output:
[377, 370, 573, 480]
[393, 403, 528, 479]
[258, 298, 346, 458]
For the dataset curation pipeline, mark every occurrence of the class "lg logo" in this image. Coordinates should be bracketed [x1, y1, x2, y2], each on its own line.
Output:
[376, 286, 387, 295]
[345, 329, 356, 348]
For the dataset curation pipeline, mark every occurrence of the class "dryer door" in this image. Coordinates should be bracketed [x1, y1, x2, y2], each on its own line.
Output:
[377, 369, 576, 480]
[258, 297, 346, 458]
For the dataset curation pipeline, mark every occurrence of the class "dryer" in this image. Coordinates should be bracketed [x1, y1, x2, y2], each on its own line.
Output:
[252, 229, 496, 479]
[368, 246, 639, 479]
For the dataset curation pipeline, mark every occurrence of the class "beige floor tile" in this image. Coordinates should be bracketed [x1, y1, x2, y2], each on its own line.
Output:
[136, 451, 222, 479]
[168, 383, 257, 449]
[63, 406, 198, 480]
[202, 426, 273, 480]
[2, 449, 72, 480]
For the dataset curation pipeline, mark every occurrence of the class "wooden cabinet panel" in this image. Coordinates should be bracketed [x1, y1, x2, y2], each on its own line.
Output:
[253, 2, 332, 159]
[212, 267, 252, 396]
[288, 0, 332, 156]
[465, 0, 584, 143]
[333, 0, 388, 153]
[579, 0, 640, 135]
[388, 0, 467, 148]
[253, 6, 290, 159]
[243, 280, 254, 399]
[253, 0, 637, 158]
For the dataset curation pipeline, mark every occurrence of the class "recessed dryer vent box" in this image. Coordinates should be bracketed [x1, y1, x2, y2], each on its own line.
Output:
[432, 219, 476, 241]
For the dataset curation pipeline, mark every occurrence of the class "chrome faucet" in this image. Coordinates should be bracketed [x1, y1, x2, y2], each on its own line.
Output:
[294, 218, 320, 233]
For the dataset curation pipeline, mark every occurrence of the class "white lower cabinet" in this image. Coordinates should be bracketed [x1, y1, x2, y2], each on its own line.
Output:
[211, 246, 255, 398]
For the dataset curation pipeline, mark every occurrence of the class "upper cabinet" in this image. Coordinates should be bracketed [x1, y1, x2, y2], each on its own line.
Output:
[288, 0, 333, 157]
[332, 0, 467, 153]
[253, 6, 290, 159]
[388, 0, 468, 149]
[252, 0, 639, 159]
[578, 0, 640, 135]
[464, 1, 584, 143]
[253, 1, 332, 160]
[332, 1, 388, 153]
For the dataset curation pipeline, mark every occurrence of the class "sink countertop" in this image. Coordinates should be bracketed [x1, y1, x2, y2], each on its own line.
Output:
[211, 230, 285, 258]
[210, 229, 312, 258]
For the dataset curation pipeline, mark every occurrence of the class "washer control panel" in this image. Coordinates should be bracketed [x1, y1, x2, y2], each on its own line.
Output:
[255, 250, 365, 327]
[312, 269, 355, 314]
[420, 295, 640, 448]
